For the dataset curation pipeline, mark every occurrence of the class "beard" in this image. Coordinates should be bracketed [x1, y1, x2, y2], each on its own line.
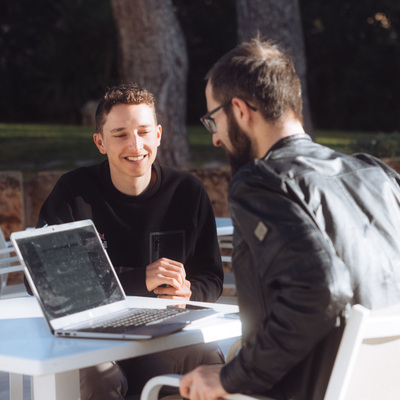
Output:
[225, 112, 254, 176]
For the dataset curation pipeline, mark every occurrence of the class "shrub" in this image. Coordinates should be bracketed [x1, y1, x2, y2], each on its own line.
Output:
[349, 132, 400, 158]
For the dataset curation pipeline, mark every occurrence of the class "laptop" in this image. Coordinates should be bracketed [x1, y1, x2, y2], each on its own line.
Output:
[10, 219, 218, 340]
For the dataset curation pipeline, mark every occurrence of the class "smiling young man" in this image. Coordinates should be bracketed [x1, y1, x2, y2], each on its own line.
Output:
[33, 83, 224, 399]
[93, 102, 162, 196]
[179, 38, 400, 400]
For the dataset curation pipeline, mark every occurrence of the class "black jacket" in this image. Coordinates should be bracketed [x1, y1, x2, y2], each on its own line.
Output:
[221, 134, 400, 399]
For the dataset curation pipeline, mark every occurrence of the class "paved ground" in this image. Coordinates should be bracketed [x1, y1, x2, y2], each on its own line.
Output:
[0, 374, 31, 400]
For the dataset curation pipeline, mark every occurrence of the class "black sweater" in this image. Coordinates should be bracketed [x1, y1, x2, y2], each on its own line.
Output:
[36, 161, 223, 302]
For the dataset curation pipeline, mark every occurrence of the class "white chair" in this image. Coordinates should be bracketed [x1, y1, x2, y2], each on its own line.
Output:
[218, 234, 235, 296]
[218, 234, 233, 264]
[324, 303, 400, 400]
[215, 217, 234, 263]
[215, 218, 236, 304]
[140, 303, 400, 400]
[0, 227, 24, 298]
[0, 227, 9, 292]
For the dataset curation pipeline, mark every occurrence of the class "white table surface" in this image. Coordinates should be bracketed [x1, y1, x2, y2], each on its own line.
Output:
[216, 217, 233, 236]
[0, 296, 241, 400]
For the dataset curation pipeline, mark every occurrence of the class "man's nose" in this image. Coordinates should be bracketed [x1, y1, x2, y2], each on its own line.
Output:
[212, 132, 222, 147]
[129, 133, 143, 150]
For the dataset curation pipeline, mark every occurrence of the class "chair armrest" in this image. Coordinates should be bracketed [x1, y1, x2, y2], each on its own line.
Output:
[140, 374, 181, 400]
[140, 374, 275, 400]
[226, 339, 242, 362]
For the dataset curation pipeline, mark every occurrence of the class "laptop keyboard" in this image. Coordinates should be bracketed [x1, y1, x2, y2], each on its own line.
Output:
[92, 308, 189, 329]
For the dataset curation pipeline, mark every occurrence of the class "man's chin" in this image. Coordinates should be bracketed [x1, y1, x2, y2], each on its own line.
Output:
[227, 153, 252, 176]
[225, 113, 254, 176]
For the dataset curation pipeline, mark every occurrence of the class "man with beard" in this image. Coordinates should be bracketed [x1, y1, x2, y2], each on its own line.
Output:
[179, 38, 400, 400]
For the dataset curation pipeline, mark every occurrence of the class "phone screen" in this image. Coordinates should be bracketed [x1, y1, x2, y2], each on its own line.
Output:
[167, 304, 212, 310]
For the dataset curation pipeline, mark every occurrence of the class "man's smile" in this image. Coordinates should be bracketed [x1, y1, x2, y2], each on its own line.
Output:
[125, 155, 146, 161]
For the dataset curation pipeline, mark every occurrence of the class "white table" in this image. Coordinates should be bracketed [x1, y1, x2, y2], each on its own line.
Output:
[0, 296, 240, 400]
[216, 218, 233, 236]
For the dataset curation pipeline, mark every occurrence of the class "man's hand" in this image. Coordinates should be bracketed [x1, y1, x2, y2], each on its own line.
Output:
[153, 278, 192, 300]
[146, 258, 192, 300]
[179, 364, 227, 400]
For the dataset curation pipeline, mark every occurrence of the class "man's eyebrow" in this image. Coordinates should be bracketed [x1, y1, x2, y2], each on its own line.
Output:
[110, 125, 153, 133]
[110, 127, 125, 133]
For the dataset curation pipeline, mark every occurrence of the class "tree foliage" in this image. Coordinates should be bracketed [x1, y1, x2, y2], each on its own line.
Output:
[0, 0, 118, 123]
[301, 0, 400, 131]
[0, 0, 399, 133]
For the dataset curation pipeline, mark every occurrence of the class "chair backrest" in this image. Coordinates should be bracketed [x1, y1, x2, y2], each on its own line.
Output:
[324, 303, 400, 400]
[0, 227, 24, 297]
[216, 218, 234, 263]
[0, 228, 20, 271]
[0, 227, 10, 292]
[0, 227, 8, 251]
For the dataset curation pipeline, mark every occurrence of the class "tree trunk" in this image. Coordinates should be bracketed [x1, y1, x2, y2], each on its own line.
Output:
[236, 0, 314, 137]
[110, 0, 190, 166]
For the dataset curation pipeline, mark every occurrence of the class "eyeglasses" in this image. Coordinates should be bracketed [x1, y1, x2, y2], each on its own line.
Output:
[200, 99, 257, 134]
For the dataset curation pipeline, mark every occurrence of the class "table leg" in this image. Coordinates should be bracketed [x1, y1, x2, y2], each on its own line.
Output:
[32, 370, 80, 400]
[9, 373, 23, 400]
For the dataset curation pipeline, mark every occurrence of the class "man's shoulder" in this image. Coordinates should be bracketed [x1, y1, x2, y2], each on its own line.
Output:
[251, 140, 381, 179]
[57, 162, 104, 185]
[230, 160, 281, 190]
[159, 163, 203, 186]
[229, 143, 340, 194]
[230, 145, 399, 197]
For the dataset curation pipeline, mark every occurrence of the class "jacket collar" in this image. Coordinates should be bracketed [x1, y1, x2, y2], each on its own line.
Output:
[264, 133, 312, 159]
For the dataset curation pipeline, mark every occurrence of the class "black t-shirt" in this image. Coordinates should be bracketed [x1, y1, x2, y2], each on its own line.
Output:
[36, 161, 223, 301]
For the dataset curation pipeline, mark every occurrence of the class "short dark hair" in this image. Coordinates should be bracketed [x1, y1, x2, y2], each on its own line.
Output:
[206, 37, 303, 124]
[95, 83, 157, 133]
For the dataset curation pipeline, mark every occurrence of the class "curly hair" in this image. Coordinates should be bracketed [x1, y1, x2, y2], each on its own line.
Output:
[95, 83, 157, 133]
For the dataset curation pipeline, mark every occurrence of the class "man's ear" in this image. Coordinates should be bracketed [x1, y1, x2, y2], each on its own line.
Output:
[93, 133, 107, 154]
[231, 97, 252, 128]
[156, 124, 162, 147]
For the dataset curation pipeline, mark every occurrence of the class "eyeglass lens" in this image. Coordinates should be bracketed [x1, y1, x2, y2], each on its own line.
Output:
[201, 118, 216, 133]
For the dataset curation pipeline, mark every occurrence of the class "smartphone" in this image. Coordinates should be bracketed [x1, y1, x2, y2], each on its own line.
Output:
[167, 304, 213, 310]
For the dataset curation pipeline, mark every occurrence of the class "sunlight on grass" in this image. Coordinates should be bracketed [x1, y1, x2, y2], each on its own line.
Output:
[0, 123, 104, 171]
[0, 123, 395, 172]
[0, 123, 94, 138]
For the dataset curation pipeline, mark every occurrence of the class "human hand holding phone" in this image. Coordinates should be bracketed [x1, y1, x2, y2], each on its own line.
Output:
[145, 257, 192, 300]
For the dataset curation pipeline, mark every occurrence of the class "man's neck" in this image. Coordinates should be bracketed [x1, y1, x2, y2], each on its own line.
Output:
[253, 113, 305, 158]
[110, 168, 156, 196]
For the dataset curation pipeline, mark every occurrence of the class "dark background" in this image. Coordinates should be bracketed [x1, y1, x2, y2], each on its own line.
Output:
[1, 0, 399, 131]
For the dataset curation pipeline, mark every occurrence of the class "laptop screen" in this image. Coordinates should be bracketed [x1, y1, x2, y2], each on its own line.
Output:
[16, 225, 125, 319]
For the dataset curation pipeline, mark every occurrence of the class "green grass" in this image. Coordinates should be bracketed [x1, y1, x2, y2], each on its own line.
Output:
[187, 125, 228, 167]
[314, 130, 369, 154]
[0, 123, 392, 172]
[0, 123, 228, 171]
[0, 123, 106, 171]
